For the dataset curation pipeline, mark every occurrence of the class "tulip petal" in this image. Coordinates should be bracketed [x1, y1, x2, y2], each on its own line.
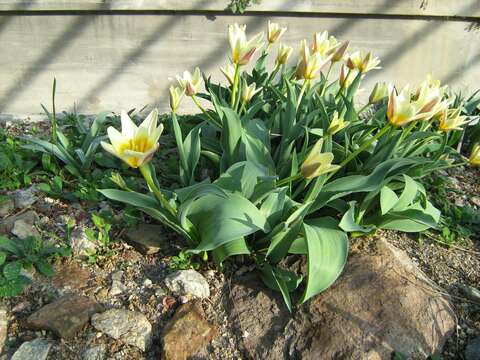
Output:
[140, 109, 158, 133]
[121, 110, 137, 138]
[107, 126, 126, 152]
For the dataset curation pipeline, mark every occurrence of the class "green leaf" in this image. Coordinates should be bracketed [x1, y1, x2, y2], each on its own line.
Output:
[183, 124, 202, 186]
[242, 120, 275, 173]
[182, 193, 270, 253]
[301, 217, 348, 304]
[34, 258, 54, 277]
[3, 261, 22, 281]
[175, 182, 228, 203]
[380, 185, 399, 215]
[214, 161, 267, 199]
[220, 107, 243, 170]
[393, 175, 418, 211]
[266, 220, 302, 263]
[212, 238, 250, 269]
[0, 252, 6, 266]
[339, 202, 376, 233]
[260, 188, 287, 226]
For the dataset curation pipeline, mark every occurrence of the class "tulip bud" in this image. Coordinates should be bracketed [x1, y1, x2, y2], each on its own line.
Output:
[176, 67, 202, 97]
[346, 50, 381, 73]
[296, 39, 331, 80]
[169, 86, 184, 113]
[339, 65, 355, 89]
[220, 63, 236, 85]
[331, 41, 349, 63]
[241, 80, 261, 103]
[229, 23, 264, 66]
[469, 144, 480, 166]
[276, 43, 293, 66]
[267, 21, 287, 44]
[327, 112, 349, 135]
[311, 31, 339, 57]
[369, 82, 389, 104]
[300, 138, 340, 179]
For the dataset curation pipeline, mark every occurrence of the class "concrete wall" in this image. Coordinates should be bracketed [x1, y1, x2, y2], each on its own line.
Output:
[0, 0, 479, 118]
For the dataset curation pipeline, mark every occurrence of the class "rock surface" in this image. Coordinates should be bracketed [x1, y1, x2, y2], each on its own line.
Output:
[109, 270, 126, 296]
[226, 239, 456, 359]
[465, 336, 480, 360]
[162, 302, 217, 360]
[14, 186, 38, 209]
[125, 224, 166, 254]
[0, 307, 7, 353]
[11, 338, 51, 360]
[91, 309, 152, 351]
[52, 262, 91, 291]
[70, 226, 96, 257]
[0, 196, 14, 217]
[11, 218, 40, 239]
[164, 269, 210, 299]
[0, 210, 39, 235]
[82, 344, 106, 360]
[26, 294, 103, 338]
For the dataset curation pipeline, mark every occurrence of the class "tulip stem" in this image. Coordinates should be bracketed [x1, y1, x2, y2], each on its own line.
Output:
[357, 103, 371, 115]
[230, 64, 241, 108]
[192, 95, 220, 128]
[139, 165, 176, 216]
[277, 173, 302, 186]
[319, 63, 333, 97]
[297, 80, 310, 110]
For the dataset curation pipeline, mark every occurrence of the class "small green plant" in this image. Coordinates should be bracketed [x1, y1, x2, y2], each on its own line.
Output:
[168, 251, 200, 271]
[0, 235, 70, 297]
[85, 212, 112, 248]
[227, 0, 261, 13]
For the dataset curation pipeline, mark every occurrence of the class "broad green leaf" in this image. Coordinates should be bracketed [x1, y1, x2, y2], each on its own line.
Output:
[183, 193, 270, 253]
[266, 220, 302, 263]
[376, 202, 440, 232]
[393, 175, 418, 211]
[214, 161, 267, 199]
[380, 185, 399, 215]
[220, 107, 243, 170]
[183, 124, 202, 186]
[339, 202, 376, 233]
[260, 188, 287, 226]
[3, 261, 22, 281]
[242, 119, 275, 173]
[301, 217, 348, 304]
[175, 182, 227, 203]
[0, 252, 6, 266]
[212, 238, 250, 269]
[34, 259, 54, 277]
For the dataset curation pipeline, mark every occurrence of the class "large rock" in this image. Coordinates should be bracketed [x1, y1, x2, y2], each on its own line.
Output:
[0, 210, 39, 235]
[82, 344, 106, 360]
[465, 336, 480, 360]
[162, 302, 217, 360]
[0, 307, 7, 353]
[70, 226, 97, 257]
[164, 270, 210, 299]
[125, 224, 166, 255]
[11, 338, 51, 360]
[0, 196, 14, 217]
[11, 218, 40, 239]
[14, 186, 38, 209]
[226, 239, 455, 359]
[91, 309, 152, 351]
[26, 294, 103, 338]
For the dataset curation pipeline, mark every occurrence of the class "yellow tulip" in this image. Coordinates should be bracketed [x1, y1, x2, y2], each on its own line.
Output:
[300, 139, 340, 179]
[412, 75, 448, 118]
[220, 63, 236, 85]
[369, 82, 390, 104]
[241, 80, 262, 103]
[169, 86, 184, 113]
[346, 50, 381, 73]
[101, 109, 163, 168]
[276, 43, 293, 66]
[331, 41, 349, 63]
[176, 67, 202, 96]
[469, 144, 480, 166]
[387, 86, 419, 127]
[438, 108, 467, 132]
[267, 21, 287, 44]
[311, 31, 339, 57]
[327, 112, 349, 135]
[296, 40, 332, 80]
[228, 23, 264, 66]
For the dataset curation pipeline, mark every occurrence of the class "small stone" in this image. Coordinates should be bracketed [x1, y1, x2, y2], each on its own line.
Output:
[454, 197, 466, 207]
[82, 345, 106, 360]
[11, 338, 51, 360]
[0, 307, 7, 353]
[12, 219, 40, 239]
[125, 224, 166, 255]
[14, 186, 38, 209]
[91, 309, 152, 351]
[0, 196, 14, 217]
[26, 294, 103, 339]
[162, 302, 216, 360]
[471, 196, 480, 208]
[143, 279, 153, 288]
[110, 271, 126, 296]
[465, 337, 480, 360]
[459, 285, 480, 303]
[70, 226, 96, 258]
[164, 270, 210, 299]
[0, 210, 39, 236]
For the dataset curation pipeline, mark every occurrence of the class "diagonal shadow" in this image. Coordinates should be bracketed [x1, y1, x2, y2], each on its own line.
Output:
[0, 0, 37, 36]
[443, 49, 480, 85]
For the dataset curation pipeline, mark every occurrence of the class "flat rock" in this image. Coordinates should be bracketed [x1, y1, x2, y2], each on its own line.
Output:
[226, 238, 455, 359]
[52, 262, 91, 291]
[82, 344, 106, 360]
[91, 309, 152, 351]
[26, 294, 103, 339]
[0, 210, 39, 235]
[125, 224, 166, 254]
[70, 226, 97, 257]
[162, 302, 217, 360]
[14, 186, 38, 209]
[11, 218, 40, 239]
[0, 196, 14, 217]
[11, 338, 51, 360]
[465, 336, 480, 360]
[0, 307, 7, 353]
[164, 269, 210, 299]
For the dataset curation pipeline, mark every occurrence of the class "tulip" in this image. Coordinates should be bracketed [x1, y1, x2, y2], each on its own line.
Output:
[327, 112, 349, 135]
[346, 50, 381, 73]
[469, 144, 480, 166]
[276, 43, 293, 66]
[369, 82, 390, 104]
[267, 21, 287, 44]
[296, 40, 332, 80]
[241, 80, 262, 103]
[101, 109, 163, 168]
[228, 23, 264, 66]
[438, 108, 467, 132]
[220, 63, 236, 85]
[331, 41, 349, 63]
[339, 64, 356, 89]
[176, 67, 202, 96]
[169, 86, 184, 113]
[311, 31, 339, 57]
[412, 75, 448, 117]
[387, 86, 419, 127]
[300, 138, 340, 179]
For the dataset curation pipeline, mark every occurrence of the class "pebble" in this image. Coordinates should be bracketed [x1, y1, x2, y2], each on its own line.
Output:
[91, 309, 152, 351]
[164, 270, 210, 299]
[11, 338, 51, 360]
[125, 224, 166, 255]
[70, 226, 97, 258]
[110, 271, 127, 296]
